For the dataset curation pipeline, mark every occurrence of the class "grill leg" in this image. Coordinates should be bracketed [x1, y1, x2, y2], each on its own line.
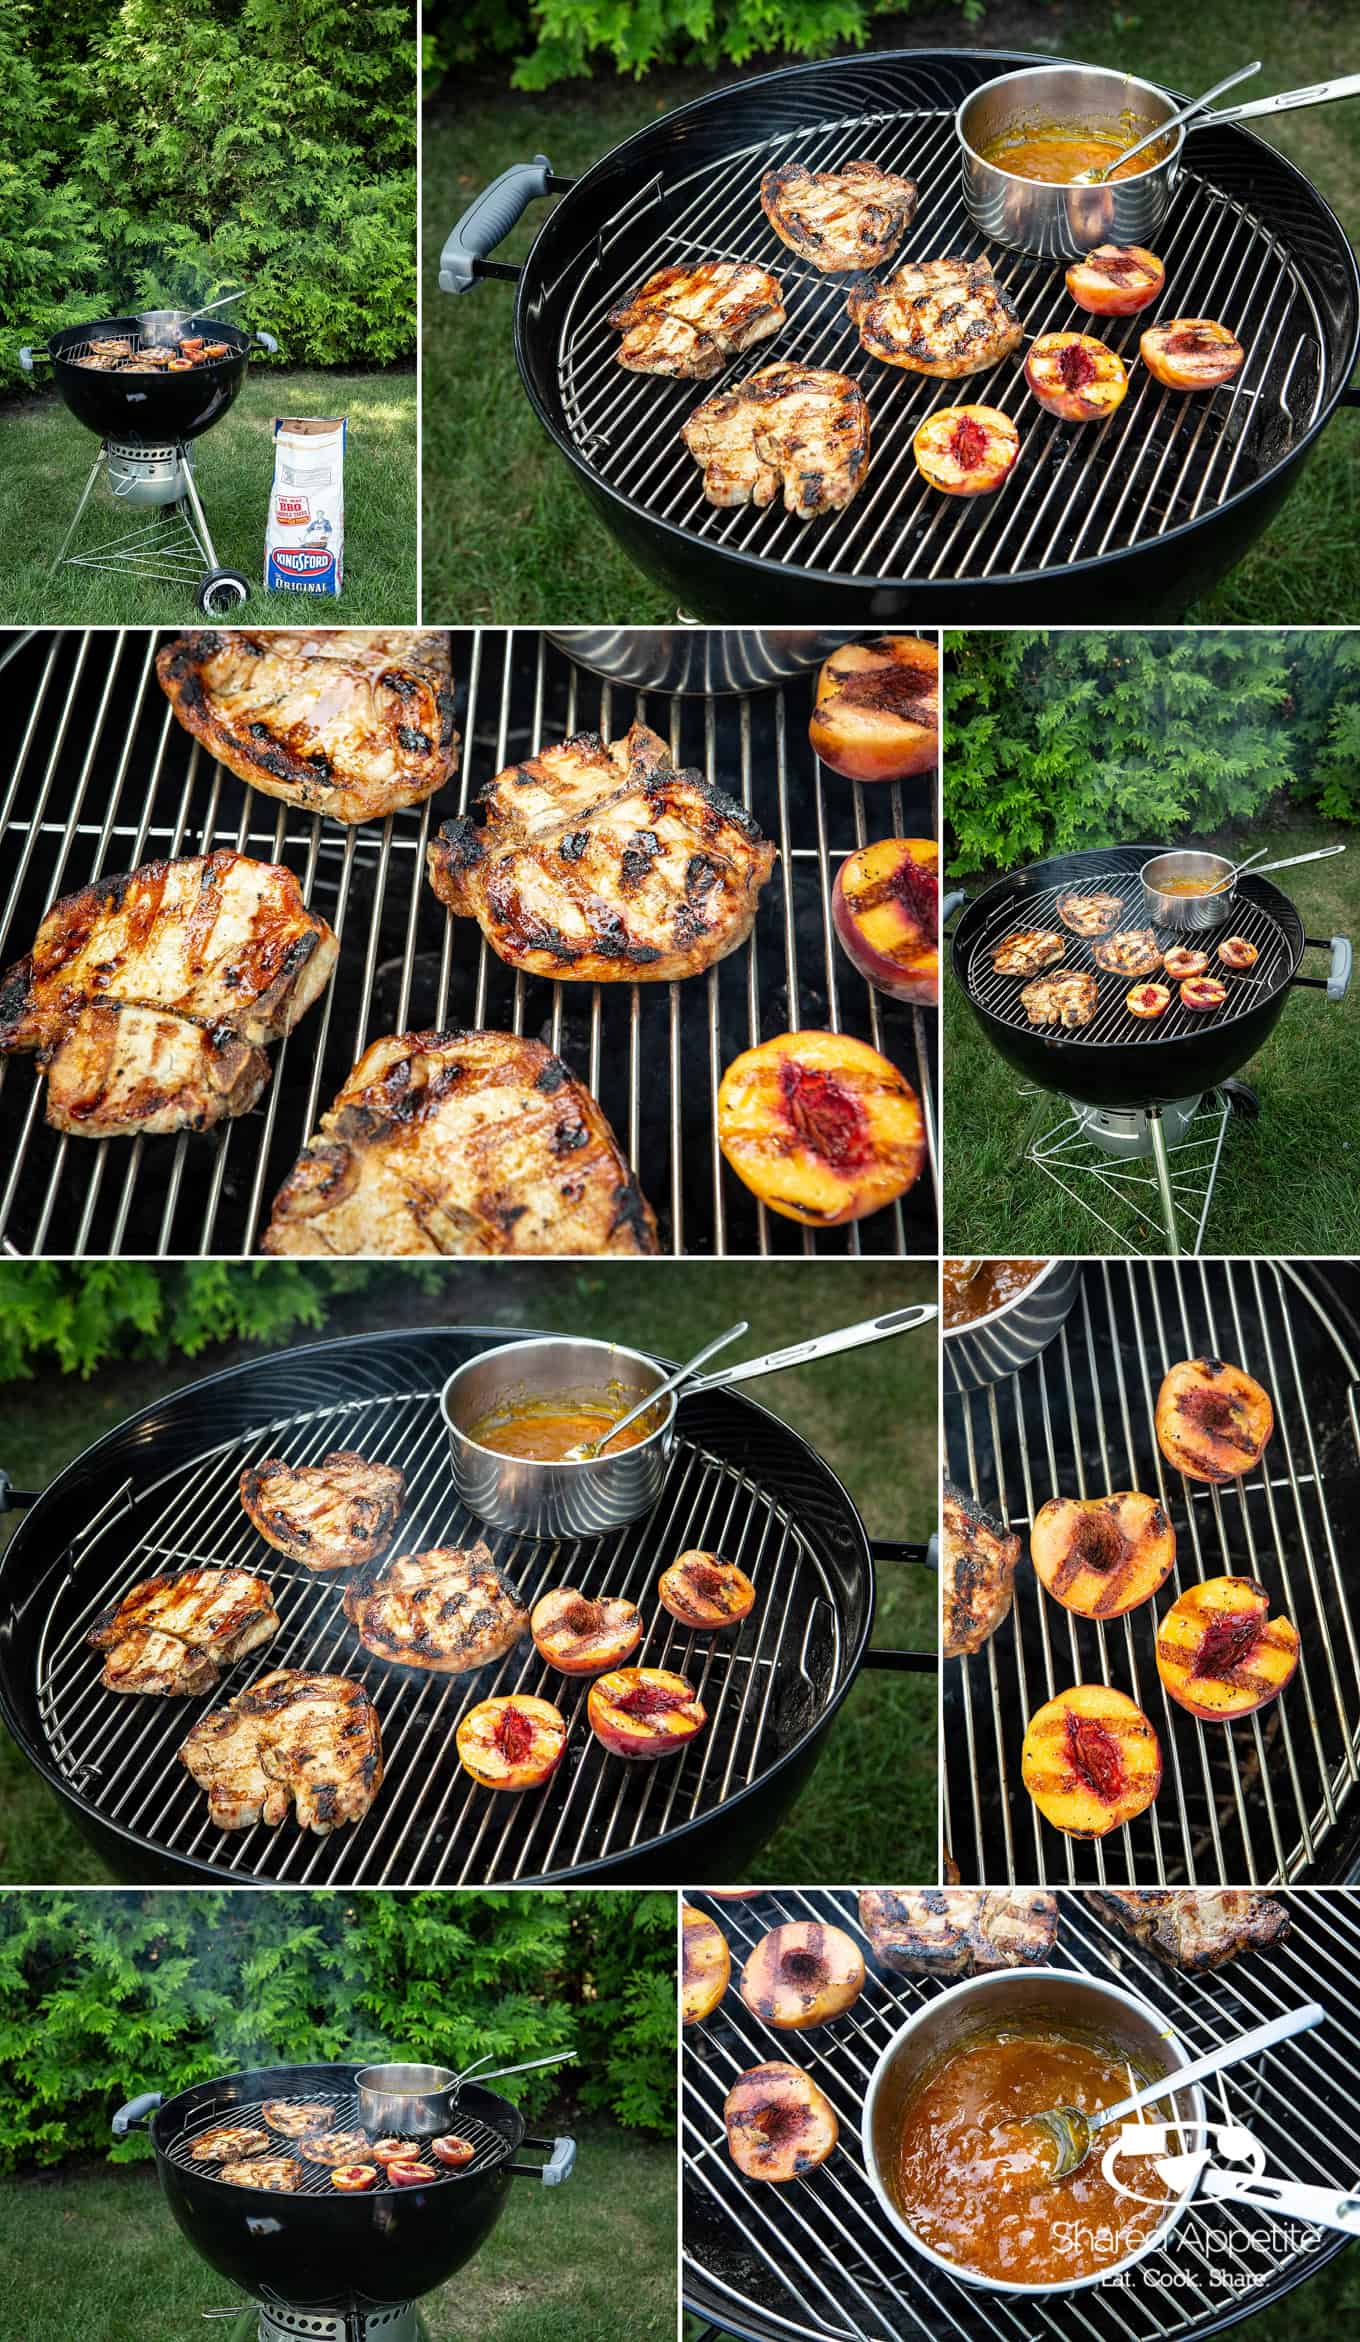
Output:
[52, 453, 105, 573]
[1148, 1106, 1180, 1256]
[178, 449, 222, 570]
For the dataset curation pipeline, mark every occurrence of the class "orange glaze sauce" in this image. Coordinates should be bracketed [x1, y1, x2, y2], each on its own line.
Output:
[890, 2025, 1170, 2283]
[1152, 875, 1221, 896]
[942, 1258, 1047, 1330]
[978, 125, 1172, 185]
[466, 1388, 661, 1461]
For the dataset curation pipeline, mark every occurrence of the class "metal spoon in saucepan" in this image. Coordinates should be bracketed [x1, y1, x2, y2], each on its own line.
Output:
[1075, 61, 1261, 184]
[563, 1321, 749, 1460]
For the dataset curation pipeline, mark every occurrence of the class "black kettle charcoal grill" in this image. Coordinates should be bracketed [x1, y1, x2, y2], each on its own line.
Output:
[441, 48, 1360, 622]
[947, 843, 1352, 1254]
[19, 312, 278, 613]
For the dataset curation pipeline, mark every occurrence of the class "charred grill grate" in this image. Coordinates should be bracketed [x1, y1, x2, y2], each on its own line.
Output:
[683, 1884, 1360, 2342]
[554, 80, 1325, 588]
[167, 2087, 507, 2194]
[0, 627, 935, 1257]
[32, 1367, 846, 1885]
[944, 1259, 1360, 1887]
[960, 851, 1294, 1046]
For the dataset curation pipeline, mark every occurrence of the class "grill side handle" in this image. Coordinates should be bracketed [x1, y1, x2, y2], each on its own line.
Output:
[506, 2132, 576, 2185]
[861, 1536, 939, 1674]
[0, 1471, 39, 1511]
[942, 888, 968, 924]
[19, 347, 51, 373]
[439, 158, 574, 293]
[112, 2092, 162, 2135]
[1290, 934, 1352, 1001]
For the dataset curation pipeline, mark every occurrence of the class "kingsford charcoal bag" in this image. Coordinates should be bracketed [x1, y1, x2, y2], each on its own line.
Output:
[265, 416, 346, 594]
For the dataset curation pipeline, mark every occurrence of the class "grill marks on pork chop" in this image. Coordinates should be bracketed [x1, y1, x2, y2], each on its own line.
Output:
[858, 1887, 1058, 1975]
[760, 161, 919, 272]
[240, 1450, 406, 1571]
[609, 261, 786, 378]
[682, 363, 871, 519]
[427, 721, 775, 983]
[157, 629, 460, 826]
[261, 1029, 658, 1258]
[88, 1568, 279, 1696]
[0, 850, 337, 1138]
[847, 255, 1024, 377]
[942, 1481, 1022, 1658]
[178, 1668, 384, 1834]
[1089, 1888, 1291, 1974]
[343, 1543, 528, 1673]
[1021, 970, 1099, 1027]
[189, 2125, 273, 2161]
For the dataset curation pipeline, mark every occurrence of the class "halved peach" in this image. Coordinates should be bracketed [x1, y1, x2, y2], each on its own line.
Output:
[1162, 947, 1209, 980]
[1179, 976, 1227, 1013]
[1155, 1357, 1274, 1484]
[1065, 244, 1165, 315]
[740, 1921, 865, 2029]
[1156, 1576, 1299, 1720]
[832, 838, 938, 1007]
[1141, 318, 1243, 390]
[1021, 1684, 1162, 1837]
[659, 1551, 756, 1631]
[369, 2138, 408, 2166]
[455, 1694, 567, 1790]
[808, 635, 938, 782]
[1127, 982, 1170, 1020]
[330, 2164, 378, 2192]
[1218, 935, 1258, 971]
[682, 1902, 731, 2025]
[432, 2134, 477, 2168]
[724, 2062, 838, 2182]
[1031, 1493, 1176, 1619]
[912, 404, 1019, 496]
[1026, 332, 1128, 422]
[718, 1030, 925, 1226]
[387, 2159, 429, 2188]
[587, 1667, 706, 1760]
[531, 1587, 642, 1675]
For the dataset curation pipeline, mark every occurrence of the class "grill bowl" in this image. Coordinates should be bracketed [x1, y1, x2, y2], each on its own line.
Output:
[957, 64, 1184, 257]
[441, 1336, 677, 1538]
[47, 314, 252, 445]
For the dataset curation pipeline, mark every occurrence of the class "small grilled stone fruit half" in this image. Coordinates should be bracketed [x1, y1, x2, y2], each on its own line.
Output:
[1064, 244, 1165, 315]
[1021, 1683, 1162, 1837]
[530, 1587, 642, 1674]
[659, 1551, 756, 1631]
[1030, 1492, 1176, 1620]
[832, 837, 938, 1006]
[1156, 1576, 1300, 1720]
[912, 404, 1020, 496]
[1026, 332, 1128, 422]
[682, 1902, 731, 2025]
[1155, 1357, 1274, 1484]
[808, 634, 938, 781]
[724, 2061, 839, 2182]
[718, 1029, 925, 1226]
[587, 1666, 707, 1759]
[455, 1693, 567, 1790]
[740, 1920, 865, 2029]
[1141, 318, 1243, 390]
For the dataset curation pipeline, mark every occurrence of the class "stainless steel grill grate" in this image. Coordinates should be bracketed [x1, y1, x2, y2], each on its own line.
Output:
[33, 1372, 844, 1884]
[683, 1885, 1360, 2342]
[167, 2089, 507, 2193]
[556, 98, 1324, 587]
[0, 627, 935, 1257]
[944, 1259, 1360, 1887]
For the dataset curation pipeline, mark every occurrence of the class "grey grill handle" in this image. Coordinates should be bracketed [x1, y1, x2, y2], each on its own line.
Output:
[440, 157, 556, 293]
[18, 347, 47, 372]
[113, 2091, 161, 2134]
[253, 332, 279, 354]
[1292, 935, 1352, 1000]
[507, 2133, 577, 2184]
[942, 888, 967, 924]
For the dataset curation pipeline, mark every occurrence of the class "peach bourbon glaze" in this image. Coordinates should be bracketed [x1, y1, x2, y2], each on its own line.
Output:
[465, 1387, 661, 1461]
[890, 2024, 1169, 2282]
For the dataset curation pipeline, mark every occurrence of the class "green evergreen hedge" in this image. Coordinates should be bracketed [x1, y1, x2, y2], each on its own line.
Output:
[0, 0, 415, 394]
[944, 630, 1360, 875]
[0, 1890, 676, 2170]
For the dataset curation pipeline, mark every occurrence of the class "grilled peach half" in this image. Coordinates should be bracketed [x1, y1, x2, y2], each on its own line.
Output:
[740, 1921, 865, 2029]
[725, 2062, 838, 2182]
[1155, 1357, 1274, 1484]
[330, 2165, 378, 2191]
[912, 404, 1019, 496]
[387, 2158, 430, 2188]
[808, 634, 938, 782]
[587, 1666, 706, 1759]
[718, 1030, 925, 1227]
[1065, 244, 1165, 315]
[369, 2139, 409, 2166]
[531, 1587, 642, 1675]
[432, 2134, 476, 2168]
[1026, 333, 1128, 422]
[659, 1551, 756, 1632]
[832, 837, 938, 1007]
[1218, 935, 1258, 971]
[1156, 1576, 1299, 1720]
[1141, 318, 1243, 390]
[1030, 1492, 1176, 1620]
[682, 1902, 731, 2025]
[1162, 947, 1209, 980]
[1180, 976, 1227, 1013]
[1021, 1684, 1162, 1838]
[1127, 982, 1170, 1020]
[455, 1694, 567, 1790]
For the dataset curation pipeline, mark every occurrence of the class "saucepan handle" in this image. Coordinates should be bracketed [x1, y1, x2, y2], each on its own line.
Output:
[1290, 935, 1352, 1000]
[1200, 2165, 1360, 2236]
[1214, 73, 1360, 127]
[860, 1536, 938, 1674]
[439, 158, 571, 293]
[113, 2091, 162, 2135]
[690, 1303, 937, 1393]
[507, 2133, 577, 2184]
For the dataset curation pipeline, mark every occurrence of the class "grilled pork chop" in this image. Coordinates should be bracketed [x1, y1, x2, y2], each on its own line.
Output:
[261, 1030, 658, 1258]
[427, 721, 775, 983]
[343, 1543, 528, 1673]
[1056, 891, 1124, 936]
[221, 2158, 301, 2191]
[681, 363, 871, 519]
[88, 1568, 279, 1697]
[760, 160, 918, 272]
[263, 2101, 328, 2136]
[992, 929, 1064, 976]
[848, 254, 1023, 377]
[1092, 929, 1162, 977]
[240, 1450, 406, 1571]
[609, 261, 785, 378]
[942, 1480, 1021, 1659]
[1021, 970, 1099, 1027]
[297, 2130, 369, 2163]
[0, 851, 337, 1138]
[858, 1888, 1058, 1975]
[189, 2125, 272, 2161]
[157, 630, 459, 825]
[179, 1669, 383, 1834]
[1090, 1888, 1290, 1974]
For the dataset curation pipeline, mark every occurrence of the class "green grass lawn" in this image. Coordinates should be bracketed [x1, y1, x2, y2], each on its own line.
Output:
[942, 807, 1359, 1254]
[5, 2120, 674, 2342]
[0, 369, 417, 626]
[422, 0, 1360, 625]
[0, 1260, 938, 1887]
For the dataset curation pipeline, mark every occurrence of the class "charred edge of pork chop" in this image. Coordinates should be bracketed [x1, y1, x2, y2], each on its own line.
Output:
[942, 1478, 1021, 1658]
[1088, 1889, 1291, 1974]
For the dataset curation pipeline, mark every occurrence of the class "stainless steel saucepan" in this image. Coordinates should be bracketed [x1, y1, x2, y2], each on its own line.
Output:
[357, 2048, 576, 2138]
[545, 628, 849, 695]
[137, 290, 250, 346]
[1141, 843, 1346, 932]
